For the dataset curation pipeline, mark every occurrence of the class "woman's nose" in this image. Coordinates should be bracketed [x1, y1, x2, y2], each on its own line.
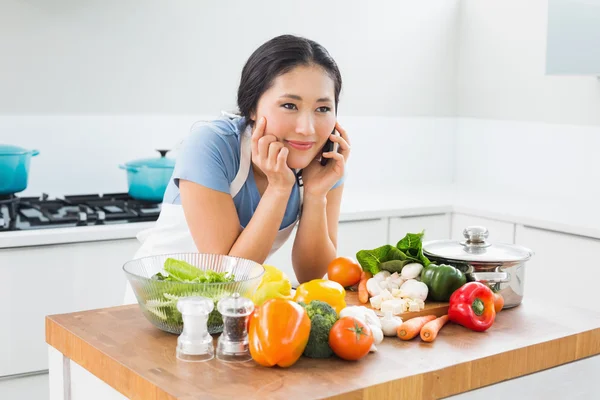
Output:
[295, 113, 316, 137]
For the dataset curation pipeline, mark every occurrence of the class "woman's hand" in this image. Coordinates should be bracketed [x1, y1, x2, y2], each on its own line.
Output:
[301, 121, 351, 198]
[251, 117, 296, 193]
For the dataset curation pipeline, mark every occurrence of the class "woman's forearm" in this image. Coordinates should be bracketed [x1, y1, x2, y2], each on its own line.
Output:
[228, 186, 291, 264]
[291, 194, 337, 283]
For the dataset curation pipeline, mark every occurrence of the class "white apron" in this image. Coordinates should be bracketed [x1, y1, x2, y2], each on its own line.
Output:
[122, 116, 303, 304]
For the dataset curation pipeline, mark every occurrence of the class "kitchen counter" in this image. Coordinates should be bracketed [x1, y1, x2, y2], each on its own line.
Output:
[3, 185, 600, 249]
[46, 293, 600, 400]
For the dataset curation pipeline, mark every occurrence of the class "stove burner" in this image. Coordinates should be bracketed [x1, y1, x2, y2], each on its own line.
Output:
[0, 193, 161, 231]
[0, 195, 19, 231]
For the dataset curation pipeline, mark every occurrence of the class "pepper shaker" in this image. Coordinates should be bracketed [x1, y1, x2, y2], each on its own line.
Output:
[176, 296, 215, 362]
[216, 293, 255, 362]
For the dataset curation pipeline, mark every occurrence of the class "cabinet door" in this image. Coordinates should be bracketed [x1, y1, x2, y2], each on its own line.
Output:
[515, 225, 600, 310]
[452, 214, 515, 244]
[266, 218, 388, 287]
[389, 214, 451, 243]
[0, 239, 141, 376]
[337, 218, 388, 261]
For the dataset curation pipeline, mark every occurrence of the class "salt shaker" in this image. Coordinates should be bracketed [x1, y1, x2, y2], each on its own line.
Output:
[216, 293, 255, 362]
[176, 296, 214, 362]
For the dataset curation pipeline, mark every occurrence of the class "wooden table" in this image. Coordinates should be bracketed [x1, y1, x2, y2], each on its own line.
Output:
[46, 293, 600, 400]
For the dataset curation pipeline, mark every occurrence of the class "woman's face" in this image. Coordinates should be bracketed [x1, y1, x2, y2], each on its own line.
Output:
[251, 64, 337, 170]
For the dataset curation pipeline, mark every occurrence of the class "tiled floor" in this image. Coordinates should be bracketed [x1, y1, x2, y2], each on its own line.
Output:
[0, 373, 49, 400]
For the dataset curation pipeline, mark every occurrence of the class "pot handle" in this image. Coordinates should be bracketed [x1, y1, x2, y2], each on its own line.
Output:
[468, 271, 511, 284]
[31, 150, 40, 157]
[119, 164, 139, 173]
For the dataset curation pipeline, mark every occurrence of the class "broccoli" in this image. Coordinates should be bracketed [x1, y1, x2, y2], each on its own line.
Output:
[298, 300, 339, 358]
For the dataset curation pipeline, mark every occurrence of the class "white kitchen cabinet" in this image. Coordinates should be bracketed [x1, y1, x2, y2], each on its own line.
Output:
[0, 239, 140, 377]
[389, 213, 451, 243]
[451, 213, 515, 244]
[336, 218, 388, 261]
[266, 218, 388, 287]
[515, 225, 600, 310]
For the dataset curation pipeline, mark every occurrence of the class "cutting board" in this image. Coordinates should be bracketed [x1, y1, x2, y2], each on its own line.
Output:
[345, 290, 449, 320]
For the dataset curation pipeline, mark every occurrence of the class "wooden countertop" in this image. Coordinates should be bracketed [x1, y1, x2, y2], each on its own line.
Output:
[46, 293, 600, 400]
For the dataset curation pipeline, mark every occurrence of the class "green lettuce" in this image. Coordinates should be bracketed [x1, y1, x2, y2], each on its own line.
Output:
[144, 258, 236, 332]
[154, 258, 235, 283]
[356, 231, 431, 275]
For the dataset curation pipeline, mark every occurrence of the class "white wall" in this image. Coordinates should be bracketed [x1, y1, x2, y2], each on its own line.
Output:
[0, 0, 459, 117]
[458, 0, 600, 126]
[0, 115, 457, 196]
[0, 0, 460, 198]
[455, 0, 600, 201]
[455, 118, 600, 199]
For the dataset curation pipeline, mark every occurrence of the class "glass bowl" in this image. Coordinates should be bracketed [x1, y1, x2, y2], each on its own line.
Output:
[123, 253, 264, 335]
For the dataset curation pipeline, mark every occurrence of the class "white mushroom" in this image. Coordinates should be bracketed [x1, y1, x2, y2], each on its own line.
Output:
[366, 278, 382, 297]
[401, 263, 423, 280]
[398, 279, 428, 301]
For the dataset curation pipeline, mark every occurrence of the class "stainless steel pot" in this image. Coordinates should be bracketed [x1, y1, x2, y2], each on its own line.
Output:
[422, 226, 534, 308]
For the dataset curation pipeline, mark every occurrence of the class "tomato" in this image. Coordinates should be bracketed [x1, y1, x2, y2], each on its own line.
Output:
[328, 316, 373, 361]
[494, 292, 505, 313]
[327, 257, 362, 288]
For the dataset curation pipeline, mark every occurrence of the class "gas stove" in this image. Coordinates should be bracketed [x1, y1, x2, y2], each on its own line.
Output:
[0, 193, 161, 232]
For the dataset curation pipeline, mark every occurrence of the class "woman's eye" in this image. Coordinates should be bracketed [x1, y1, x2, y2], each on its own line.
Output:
[316, 106, 331, 113]
[282, 103, 297, 110]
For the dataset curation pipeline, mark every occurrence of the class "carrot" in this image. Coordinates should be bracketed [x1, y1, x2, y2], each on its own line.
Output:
[397, 315, 437, 340]
[420, 315, 449, 342]
[358, 271, 372, 304]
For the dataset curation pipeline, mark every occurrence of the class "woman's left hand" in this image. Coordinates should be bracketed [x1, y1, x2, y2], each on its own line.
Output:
[301, 121, 351, 198]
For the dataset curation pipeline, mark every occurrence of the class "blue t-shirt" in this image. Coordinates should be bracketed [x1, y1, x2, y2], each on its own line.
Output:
[163, 115, 345, 230]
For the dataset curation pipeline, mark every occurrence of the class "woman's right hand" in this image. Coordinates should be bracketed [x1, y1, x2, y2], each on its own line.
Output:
[251, 117, 296, 192]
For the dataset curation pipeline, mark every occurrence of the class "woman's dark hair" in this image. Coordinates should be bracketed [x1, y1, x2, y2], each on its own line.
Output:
[237, 34, 342, 123]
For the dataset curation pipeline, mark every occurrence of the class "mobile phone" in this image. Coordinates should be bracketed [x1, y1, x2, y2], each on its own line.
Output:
[320, 127, 340, 166]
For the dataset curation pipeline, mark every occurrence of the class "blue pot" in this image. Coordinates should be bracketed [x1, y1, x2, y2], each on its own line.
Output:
[119, 150, 175, 203]
[0, 145, 40, 196]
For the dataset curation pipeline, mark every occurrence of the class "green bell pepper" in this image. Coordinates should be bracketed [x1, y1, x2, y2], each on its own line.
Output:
[420, 264, 467, 302]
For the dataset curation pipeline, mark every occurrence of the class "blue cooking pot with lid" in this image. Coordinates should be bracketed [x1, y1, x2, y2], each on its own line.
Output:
[0, 144, 40, 196]
[119, 150, 175, 203]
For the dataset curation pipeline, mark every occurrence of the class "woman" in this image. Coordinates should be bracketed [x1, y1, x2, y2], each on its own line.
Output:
[124, 34, 350, 304]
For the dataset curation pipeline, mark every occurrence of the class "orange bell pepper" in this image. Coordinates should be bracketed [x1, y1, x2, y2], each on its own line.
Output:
[248, 298, 311, 368]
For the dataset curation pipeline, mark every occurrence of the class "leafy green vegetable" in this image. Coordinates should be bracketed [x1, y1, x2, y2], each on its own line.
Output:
[144, 289, 230, 330]
[379, 259, 413, 273]
[396, 232, 424, 253]
[356, 231, 431, 274]
[159, 258, 235, 283]
[356, 245, 395, 275]
[396, 231, 431, 267]
[142, 258, 237, 333]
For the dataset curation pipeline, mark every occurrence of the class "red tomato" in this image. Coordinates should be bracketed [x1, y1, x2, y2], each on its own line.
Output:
[328, 317, 373, 361]
[327, 257, 362, 287]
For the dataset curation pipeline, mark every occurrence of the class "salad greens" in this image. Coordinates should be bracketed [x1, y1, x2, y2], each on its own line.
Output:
[356, 231, 431, 275]
[144, 258, 236, 331]
[151, 257, 235, 283]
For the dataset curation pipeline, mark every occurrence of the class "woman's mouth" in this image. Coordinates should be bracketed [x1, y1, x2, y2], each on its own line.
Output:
[286, 140, 315, 151]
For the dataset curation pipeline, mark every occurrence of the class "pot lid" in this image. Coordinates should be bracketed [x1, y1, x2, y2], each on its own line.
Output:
[0, 144, 33, 156]
[125, 149, 175, 169]
[423, 226, 534, 264]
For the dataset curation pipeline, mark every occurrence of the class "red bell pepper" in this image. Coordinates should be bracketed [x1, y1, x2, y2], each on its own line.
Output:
[448, 282, 496, 332]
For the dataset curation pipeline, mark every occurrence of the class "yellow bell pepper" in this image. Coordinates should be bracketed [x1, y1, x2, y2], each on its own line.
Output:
[293, 279, 346, 314]
[252, 265, 293, 306]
